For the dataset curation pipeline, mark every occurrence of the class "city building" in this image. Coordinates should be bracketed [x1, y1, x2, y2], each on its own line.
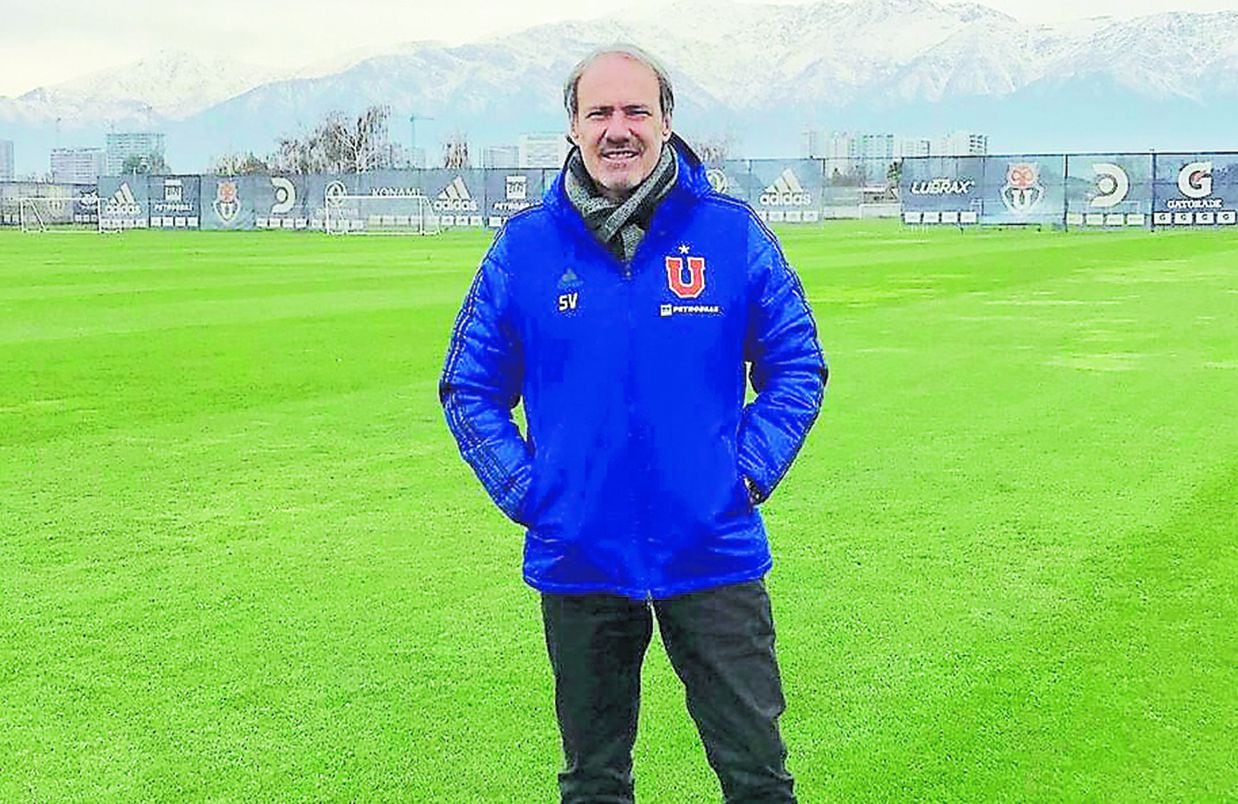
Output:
[483, 145, 520, 169]
[519, 133, 569, 169]
[0, 140, 13, 181]
[105, 132, 166, 175]
[51, 147, 107, 183]
[933, 131, 988, 156]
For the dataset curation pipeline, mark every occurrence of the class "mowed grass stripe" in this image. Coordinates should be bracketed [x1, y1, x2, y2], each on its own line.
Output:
[1, 223, 1234, 801]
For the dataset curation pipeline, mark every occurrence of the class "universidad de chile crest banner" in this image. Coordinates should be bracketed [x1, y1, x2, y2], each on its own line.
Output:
[979, 155, 1066, 225]
[200, 175, 257, 230]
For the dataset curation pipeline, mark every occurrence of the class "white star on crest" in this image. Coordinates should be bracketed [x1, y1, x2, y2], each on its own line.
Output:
[677, 244, 690, 254]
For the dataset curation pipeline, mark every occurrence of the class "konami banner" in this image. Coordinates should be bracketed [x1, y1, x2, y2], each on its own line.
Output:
[147, 175, 201, 229]
[199, 175, 258, 230]
[483, 170, 544, 228]
[746, 159, 824, 223]
[1151, 153, 1238, 227]
[978, 155, 1067, 226]
[1064, 154, 1153, 228]
[98, 176, 150, 230]
[900, 156, 984, 224]
[420, 169, 486, 228]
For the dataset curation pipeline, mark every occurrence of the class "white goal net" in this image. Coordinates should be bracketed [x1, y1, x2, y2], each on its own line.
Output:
[324, 193, 441, 235]
[10, 195, 101, 233]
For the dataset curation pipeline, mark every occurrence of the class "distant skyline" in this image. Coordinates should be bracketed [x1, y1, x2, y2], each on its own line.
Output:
[3, 0, 1237, 97]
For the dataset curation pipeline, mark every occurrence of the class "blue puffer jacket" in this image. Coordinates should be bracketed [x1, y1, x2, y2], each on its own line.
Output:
[440, 140, 827, 600]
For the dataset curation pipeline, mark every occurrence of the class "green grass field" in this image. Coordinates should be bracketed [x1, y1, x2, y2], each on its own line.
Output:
[1, 222, 1234, 801]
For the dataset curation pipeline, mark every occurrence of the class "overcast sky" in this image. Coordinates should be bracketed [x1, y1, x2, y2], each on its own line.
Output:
[3, 0, 1237, 97]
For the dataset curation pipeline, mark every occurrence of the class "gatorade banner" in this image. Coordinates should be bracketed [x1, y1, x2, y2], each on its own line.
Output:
[900, 156, 984, 224]
[1152, 153, 1238, 227]
[98, 176, 150, 230]
[147, 175, 201, 229]
[421, 169, 485, 227]
[978, 155, 1066, 226]
[251, 175, 310, 230]
[747, 159, 824, 223]
[1064, 154, 1153, 228]
[483, 170, 543, 228]
[200, 175, 258, 230]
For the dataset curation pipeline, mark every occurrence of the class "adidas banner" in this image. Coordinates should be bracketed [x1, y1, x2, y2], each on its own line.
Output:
[200, 175, 258, 230]
[1151, 153, 1238, 227]
[483, 170, 544, 227]
[899, 156, 984, 224]
[98, 176, 150, 230]
[421, 169, 485, 227]
[978, 155, 1066, 226]
[747, 160, 824, 223]
[147, 175, 201, 229]
[1064, 155, 1153, 228]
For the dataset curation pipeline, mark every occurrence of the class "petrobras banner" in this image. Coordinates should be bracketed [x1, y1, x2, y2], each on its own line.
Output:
[251, 175, 310, 230]
[899, 156, 984, 224]
[978, 155, 1066, 226]
[421, 169, 485, 227]
[1064, 155, 1153, 228]
[1152, 153, 1238, 227]
[483, 170, 544, 228]
[98, 176, 150, 230]
[747, 159, 824, 223]
[200, 175, 258, 230]
[147, 175, 201, 229]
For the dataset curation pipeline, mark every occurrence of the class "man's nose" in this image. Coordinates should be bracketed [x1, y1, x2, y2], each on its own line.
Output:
[603, 116, 630, 142]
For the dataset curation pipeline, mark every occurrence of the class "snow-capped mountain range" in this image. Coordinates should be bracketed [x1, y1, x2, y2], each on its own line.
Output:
[2, 0, 1236, 175]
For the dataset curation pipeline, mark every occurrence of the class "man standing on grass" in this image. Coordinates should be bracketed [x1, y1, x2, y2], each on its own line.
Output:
[440, 44, 826, 803]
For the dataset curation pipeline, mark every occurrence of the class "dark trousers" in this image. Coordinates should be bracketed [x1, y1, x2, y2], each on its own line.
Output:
[541, 579, 796, 803]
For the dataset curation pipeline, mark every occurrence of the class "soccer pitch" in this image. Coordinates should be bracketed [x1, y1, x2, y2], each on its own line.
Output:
[1, 223, 1234, 800]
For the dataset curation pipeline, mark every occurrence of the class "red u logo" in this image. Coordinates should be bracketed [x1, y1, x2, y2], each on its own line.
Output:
[665, 256, 706, 299]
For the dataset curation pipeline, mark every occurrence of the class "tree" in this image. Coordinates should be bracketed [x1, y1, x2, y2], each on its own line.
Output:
[213, 152, 272, 175]
[121, 153, 169, 175]
[273, 105, 394, 174]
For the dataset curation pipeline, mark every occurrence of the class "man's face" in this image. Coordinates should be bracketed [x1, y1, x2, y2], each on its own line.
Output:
[570, 53, 672, 202]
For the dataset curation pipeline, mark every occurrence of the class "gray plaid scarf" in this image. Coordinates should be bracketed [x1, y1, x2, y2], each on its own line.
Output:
[564, 142, 678, 263]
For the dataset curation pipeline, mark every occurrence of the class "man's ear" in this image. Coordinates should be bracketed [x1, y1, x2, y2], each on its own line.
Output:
[569, 117, 581, 147]
[662, 116, 672, 142]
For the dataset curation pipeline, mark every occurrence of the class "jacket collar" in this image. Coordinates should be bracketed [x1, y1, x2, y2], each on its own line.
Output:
[544, 133, 712, 226]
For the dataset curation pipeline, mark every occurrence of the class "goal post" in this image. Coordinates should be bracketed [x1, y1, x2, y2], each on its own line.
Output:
[324, 193, 441, 235]
[16, 195, 101, 233]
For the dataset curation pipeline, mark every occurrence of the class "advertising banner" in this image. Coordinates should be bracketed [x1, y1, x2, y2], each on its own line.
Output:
[978, 155, 1067, 226]
[147, 175, 201, 229]
[899, 156, 984, 224]
[483, 170, 544, 227]
[701, 161, 750, 204]
[98, 176, 150, 230]
[304, 174, 364, 229]
[421, 169, 485, 228]
[249, 175, 310, 230]
[199, 175, 258, 230]
[747, 159, 824, 223]
[1152, 153, 1238, 227]
[1064, 154, 1153, 228]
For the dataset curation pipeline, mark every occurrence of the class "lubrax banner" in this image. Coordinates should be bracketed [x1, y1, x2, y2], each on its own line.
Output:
[901, 151, 1238, 229]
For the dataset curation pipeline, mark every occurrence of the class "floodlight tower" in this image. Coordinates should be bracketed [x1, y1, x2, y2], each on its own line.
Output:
[409, 113, 434, 168]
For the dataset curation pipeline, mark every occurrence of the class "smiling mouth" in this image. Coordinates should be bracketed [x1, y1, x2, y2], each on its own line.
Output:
[601, 149, 639, 164]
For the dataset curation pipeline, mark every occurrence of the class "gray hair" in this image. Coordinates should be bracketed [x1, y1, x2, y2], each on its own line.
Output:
[563, 44, 675, 120]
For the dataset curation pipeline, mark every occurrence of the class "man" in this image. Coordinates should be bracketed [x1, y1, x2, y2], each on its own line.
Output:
[440, 45, 826, 803]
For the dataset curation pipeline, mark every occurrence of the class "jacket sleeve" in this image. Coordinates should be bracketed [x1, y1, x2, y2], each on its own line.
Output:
[439, 245, 533, 523]
[738, 224, 828, 503]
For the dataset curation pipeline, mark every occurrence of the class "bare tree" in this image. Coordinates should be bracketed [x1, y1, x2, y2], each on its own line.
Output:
[273, 105, 393, 174]
[442, 132, 470, 169]
[213, 151, 271, 175]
